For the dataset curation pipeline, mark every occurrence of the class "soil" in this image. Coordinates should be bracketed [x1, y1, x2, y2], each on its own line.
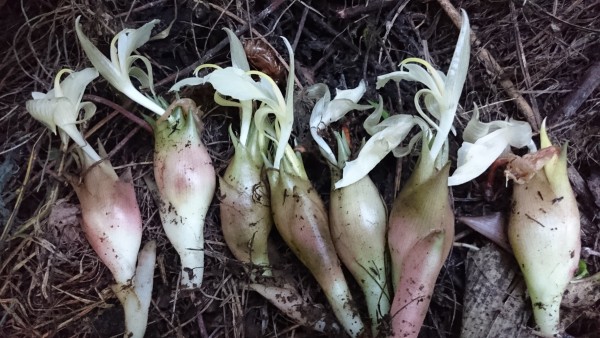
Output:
[0, 0, 598, 337]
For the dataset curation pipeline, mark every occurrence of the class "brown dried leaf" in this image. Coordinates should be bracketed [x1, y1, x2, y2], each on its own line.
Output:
[504, 146, 560, 184]
[461, 243, 533, 338]
[47, 198, 84, 245]
[562, 272, 600, 309]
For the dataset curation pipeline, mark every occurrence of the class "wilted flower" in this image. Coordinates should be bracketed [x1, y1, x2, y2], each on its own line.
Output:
[309, 82, 390, 335]
[75, 16, 165, 116]
[26, 68, 100, 161]
[448, 105, 536, 186]
[369, 10, 471, 338]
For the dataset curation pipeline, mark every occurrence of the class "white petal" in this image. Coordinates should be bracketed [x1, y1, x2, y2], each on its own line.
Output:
[78, 101, 97, 122]
[376, 64, 441, 97]
[423, 92, 441, 123]
[323, 99, 371, 126]
[311, 128, 336, 165]
[428, 11, 470, 160]
[309, 81, 371, 166]
[116, 20, 160, 74]
[25, 97, 67, 133]
[335, 115, 416, 189]
[309, 91, 336, 164]
[402, 63, 443, 95]
[392, 132, 423, 158]
[273, 37, 295, 169]
[129, 66, 151, 90]
[363, 96, 384, 135]
[224, 28, 250, 71]
[203, 67, 278, 108]
[308, 87, 331, 131]
[58, 68, 99, 114]
[170, 77, 206, 92]
[448, 131, 508, 186]
[333, 80, 366, 102]
[257, 75, 283, 107]
[449, 125, 523, 186]
[128, 55, 157, 95]
[445, 10, 471, 102]
[31, 91, 47, 100]
[76, 17, 123, 91]
[462, 106, 489, 143]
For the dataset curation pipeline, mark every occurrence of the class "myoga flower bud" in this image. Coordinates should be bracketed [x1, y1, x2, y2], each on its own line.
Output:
[507, 124, 580, 337]
[171, 29, 273, 276]
[308, 79, 390, 336]
[71, 149, 142, 286]
[268, 167, 366, 338]
[71, 146, 156, 338]
[330, 170, 390, 336]
[152, 99, 216, 289]
[219, 137, 272, 274]
[387, 159, 454, 338]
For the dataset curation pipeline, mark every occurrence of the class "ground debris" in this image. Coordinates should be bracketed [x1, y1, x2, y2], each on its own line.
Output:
[0, 0, 598, 337]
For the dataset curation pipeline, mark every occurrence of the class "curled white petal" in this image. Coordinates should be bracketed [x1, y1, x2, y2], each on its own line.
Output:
[335, 115, 416, 189]
[223, 28, 250, 72]
[428, 9, 470, 161]
[376, 10, 471, 164]
[363, 96, 385, 135]
[309, 81, 371, 166]
[25, 68, 101, 162]
[334, 80, 366, 102]
[448, 116, 534, 186]
[170, 77, 206, 92]
[448, 129, 510, 186]
[116, 20, 160, 74]
[75, 16, 165, 116]
[309, 89, 336, 165]
[203, 67, 280, 108]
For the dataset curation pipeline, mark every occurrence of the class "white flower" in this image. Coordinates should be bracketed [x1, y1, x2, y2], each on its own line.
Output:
[334, 104, 422, 189]
[171, 36, 295, 170]
[26, 68, 101, 162]
[75, 16, 165, 116]
[308, 80, 371, 166]
[376, 9, 471, 163]
[335, 10, 471, 189]
[447, 106, 536, 186]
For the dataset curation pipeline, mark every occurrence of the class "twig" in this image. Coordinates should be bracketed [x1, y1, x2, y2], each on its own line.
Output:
[550, 60, 600, 125]
[436, 0, 541, 131]
[528, 1, 600, 34]
[107, 126, 141, 159]
[510, 2, 541, 128]
[312, 48, 335, 73]
[115, 0, 170, 19]
[307, 10, 360, 54]
[197, 311, 209, 338]
[83, 94, 153, 133]
[378, 0, 409, 64]
[0, 133, 43, 245]
[154, 0, 285, 88]
[292, 6, 309, 52]
[336, 0, 394, 20]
